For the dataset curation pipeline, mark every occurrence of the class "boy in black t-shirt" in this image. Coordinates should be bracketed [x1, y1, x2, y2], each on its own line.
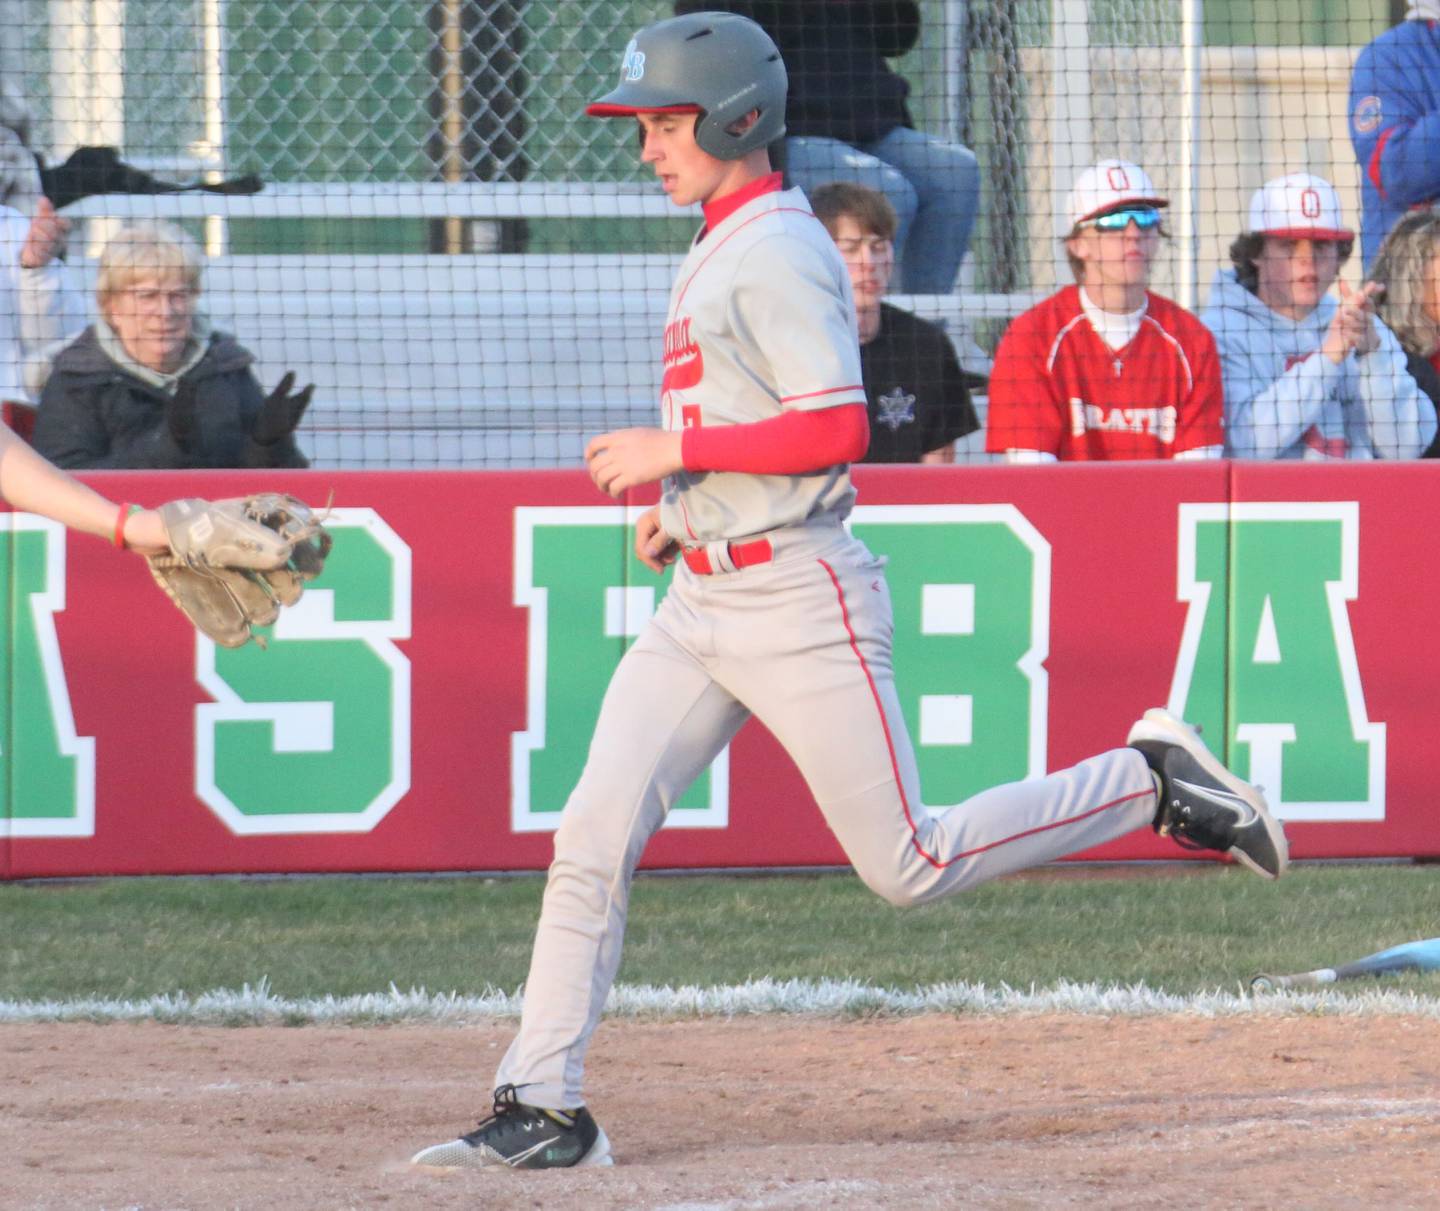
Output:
[810, 181, 979, 462]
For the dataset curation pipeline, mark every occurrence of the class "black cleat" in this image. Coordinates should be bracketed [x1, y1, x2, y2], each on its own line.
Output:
[1127, 708, 1289, 879]
[410, 1083, 613, 1170]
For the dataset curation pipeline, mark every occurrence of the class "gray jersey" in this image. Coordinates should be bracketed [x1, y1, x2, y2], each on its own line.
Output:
[658, 186, 868, 543]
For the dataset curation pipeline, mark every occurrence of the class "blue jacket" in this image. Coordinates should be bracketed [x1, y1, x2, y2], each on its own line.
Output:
[1349, 18, 1440, 267]
[1199, 268, 1437, 459]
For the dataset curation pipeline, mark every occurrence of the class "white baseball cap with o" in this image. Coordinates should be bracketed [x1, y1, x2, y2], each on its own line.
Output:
[1064, 159, 1168, 231]
[1247, 173, 1353, 241]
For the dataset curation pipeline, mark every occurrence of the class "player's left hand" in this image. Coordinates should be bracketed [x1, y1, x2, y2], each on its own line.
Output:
[585, 427, 684, 497]
[634, 505, 679, 573]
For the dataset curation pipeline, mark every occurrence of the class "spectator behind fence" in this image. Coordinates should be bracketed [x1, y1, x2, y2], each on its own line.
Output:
[32, 221, 312, 470]
[1200, 173, 1435, 461]
[0, 82, 44, 216]
[985, 159, 1223, 462]
[1349, 2, 1440, 268]
[1, 82, 88, 403]
[1369, 208, 1440, 456]
[1, 197, 86, 405]
[810, 181, 978, 462]
[673, 0, 980, 294]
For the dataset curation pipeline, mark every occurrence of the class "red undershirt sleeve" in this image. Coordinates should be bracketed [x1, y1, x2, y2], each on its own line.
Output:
[680, 403, 870, 474]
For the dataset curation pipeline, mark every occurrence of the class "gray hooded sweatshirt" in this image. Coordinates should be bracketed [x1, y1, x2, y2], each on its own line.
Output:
[1199, 267, 1437, 459]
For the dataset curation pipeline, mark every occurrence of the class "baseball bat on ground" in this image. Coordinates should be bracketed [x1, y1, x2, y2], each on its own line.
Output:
[1250, 937, 1440, 992]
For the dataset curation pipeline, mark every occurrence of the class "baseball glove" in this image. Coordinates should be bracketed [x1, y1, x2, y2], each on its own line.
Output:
[147, 493, 332, 648]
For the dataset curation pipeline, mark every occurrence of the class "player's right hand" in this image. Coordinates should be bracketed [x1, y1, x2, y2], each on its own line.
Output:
[585, 427, 684, 497]
[634, 506, 679, 573]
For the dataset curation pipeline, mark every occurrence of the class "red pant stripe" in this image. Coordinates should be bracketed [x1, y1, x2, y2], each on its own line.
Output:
[819, 558, 1152, 869]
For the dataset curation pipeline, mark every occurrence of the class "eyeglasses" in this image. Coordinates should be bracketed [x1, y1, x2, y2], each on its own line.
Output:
[124, 287, 198, 310]
[1085, 206, 1162, 232]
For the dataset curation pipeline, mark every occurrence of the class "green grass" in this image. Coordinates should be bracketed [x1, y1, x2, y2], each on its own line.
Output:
[2, 865, 1437, 1003]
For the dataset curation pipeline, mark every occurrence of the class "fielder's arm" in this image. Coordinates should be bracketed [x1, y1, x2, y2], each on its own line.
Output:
[0, 424, 167, 550]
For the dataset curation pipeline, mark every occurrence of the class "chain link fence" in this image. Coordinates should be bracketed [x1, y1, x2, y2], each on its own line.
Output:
[0, 0, 1404, 466]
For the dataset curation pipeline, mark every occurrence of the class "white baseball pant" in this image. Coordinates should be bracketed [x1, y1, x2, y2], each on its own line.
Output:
[495, 518, 1157, 1108]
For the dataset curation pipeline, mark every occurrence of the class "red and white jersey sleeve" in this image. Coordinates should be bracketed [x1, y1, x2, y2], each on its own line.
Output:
[1167, 307, 1225, 456]
[984, 297, 1069, 456]
[659, 185, 867, 543]
[985, 285, 1224, 461]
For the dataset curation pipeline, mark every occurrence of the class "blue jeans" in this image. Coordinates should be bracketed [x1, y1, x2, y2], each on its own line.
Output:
[785, 127, 980, 294]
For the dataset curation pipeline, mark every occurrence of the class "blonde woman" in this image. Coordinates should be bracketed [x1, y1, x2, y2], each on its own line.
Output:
[1369, 208, 1440, 458]
[32, 220, 311, 469]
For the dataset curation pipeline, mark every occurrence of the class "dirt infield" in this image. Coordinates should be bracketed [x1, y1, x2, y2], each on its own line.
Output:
[5, 1014, 1438, 1209]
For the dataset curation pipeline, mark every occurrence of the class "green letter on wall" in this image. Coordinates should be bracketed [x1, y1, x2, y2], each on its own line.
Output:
[1171, 503, 1384, 821]
[0, 519, 94, 837]
[196, 509, 412, 834]
[511, 507, 725, 832]
[852, 505, 1051, 808]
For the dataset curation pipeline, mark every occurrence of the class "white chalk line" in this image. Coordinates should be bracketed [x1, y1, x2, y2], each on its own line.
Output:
[1, 976, 1438, 1025]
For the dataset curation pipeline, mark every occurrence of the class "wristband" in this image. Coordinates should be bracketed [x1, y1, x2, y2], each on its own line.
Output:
[113, 502, 141, 549]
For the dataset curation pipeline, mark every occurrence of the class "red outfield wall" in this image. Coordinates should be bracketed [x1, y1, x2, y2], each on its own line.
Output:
[1, 462, 1434, 878]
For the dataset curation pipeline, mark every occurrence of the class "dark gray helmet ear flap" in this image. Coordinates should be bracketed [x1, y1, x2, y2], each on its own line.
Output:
[586, 12, 787, 161]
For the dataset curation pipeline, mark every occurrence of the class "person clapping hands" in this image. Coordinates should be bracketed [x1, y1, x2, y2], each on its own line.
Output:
[31, 220, 311, 469]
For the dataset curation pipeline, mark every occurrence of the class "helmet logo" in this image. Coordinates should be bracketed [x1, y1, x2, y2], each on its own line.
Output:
[621, 39, 645, 81]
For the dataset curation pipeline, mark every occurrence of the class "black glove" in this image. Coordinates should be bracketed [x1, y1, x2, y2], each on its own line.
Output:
[251, 372, 315, 446]
[165, 378, 200, 450]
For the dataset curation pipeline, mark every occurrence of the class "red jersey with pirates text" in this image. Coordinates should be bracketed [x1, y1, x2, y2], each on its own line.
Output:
[985, 285, 1224, 460]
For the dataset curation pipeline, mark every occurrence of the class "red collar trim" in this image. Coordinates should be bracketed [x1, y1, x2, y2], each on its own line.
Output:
[702, 172, 783, 231]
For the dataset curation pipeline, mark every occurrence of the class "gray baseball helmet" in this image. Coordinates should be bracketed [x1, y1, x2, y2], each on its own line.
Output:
[586, 11, 787, 160]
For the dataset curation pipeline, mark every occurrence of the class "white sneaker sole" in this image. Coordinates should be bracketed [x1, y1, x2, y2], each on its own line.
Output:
[1127, 708, 1289, 879]
[411, 1126, 614, 1171]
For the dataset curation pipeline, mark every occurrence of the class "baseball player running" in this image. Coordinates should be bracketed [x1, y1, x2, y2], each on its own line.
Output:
[412, 11, 1288, 1173]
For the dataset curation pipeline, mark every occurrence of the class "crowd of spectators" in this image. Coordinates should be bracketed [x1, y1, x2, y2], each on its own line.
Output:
[2, 86, 308, 471]
[982, 158, 1439, 464]
[2, 4, 1437, 468]
[889, 0, 1440, 464]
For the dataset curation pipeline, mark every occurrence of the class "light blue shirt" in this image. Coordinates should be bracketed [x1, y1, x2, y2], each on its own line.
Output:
[1199, 267, 1436, 459]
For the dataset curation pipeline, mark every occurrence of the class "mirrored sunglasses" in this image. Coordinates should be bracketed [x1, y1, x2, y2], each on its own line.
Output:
[1087, 206, 1162, 231]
